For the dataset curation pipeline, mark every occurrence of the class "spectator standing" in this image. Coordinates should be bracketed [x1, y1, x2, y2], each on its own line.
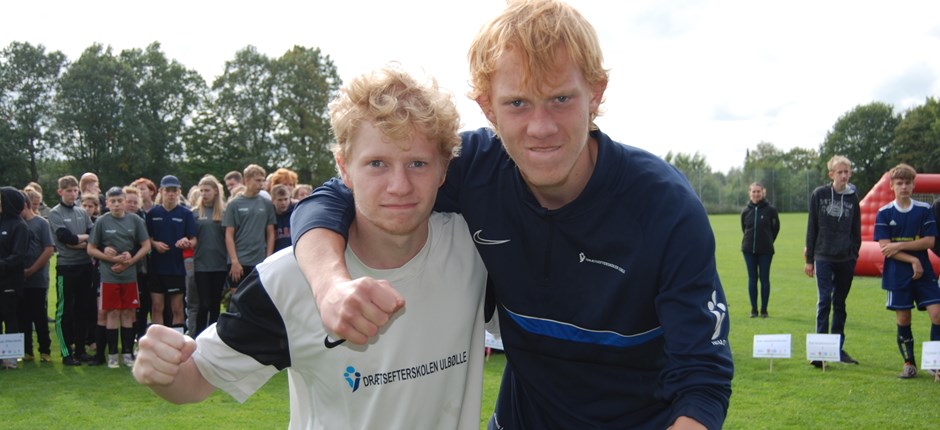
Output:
[292, 184, 312, 201]
[222, 165, 275, 295]
[79, 172, 106, 213]
[223, 171, 242, 200]
[183, 186, 201, 335]
[49, 175, 96, 365]
[24, 182, 51, 218]
[271, 184, 295, 252]
[874, 164, 940, 380]
[146, 175, 197, 332]
[269, 168, 299, 201]
[127, 181, 154, 340]
[741, 182, 780, 318]
[87, 187, 150, 368]
[193, 175, 228, 335]
[132, 178, 157, 214]
[1, 187, 29, 369]
[19, 188, 55, 363]
[805, 155, 862, 367]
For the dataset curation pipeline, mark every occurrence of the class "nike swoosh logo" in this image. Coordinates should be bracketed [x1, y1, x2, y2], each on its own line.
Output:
[324, 335, 346, 349]
[472, 230, 510, 245]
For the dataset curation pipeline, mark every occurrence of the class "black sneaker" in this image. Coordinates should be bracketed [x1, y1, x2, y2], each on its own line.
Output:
[810, 360, 823, 368]
[839, 351, 859, 364]
[62, 356, 82, 366]
[86, 356, 106, 366]
[760, 311, 769, 318]
[76, 352, 95, 363]
[750, 310, 758, 318]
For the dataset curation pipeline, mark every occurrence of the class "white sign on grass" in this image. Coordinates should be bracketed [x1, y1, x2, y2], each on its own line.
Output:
[922, 341, 940, 370]
[753, 334, 791, 358]
[0, 333, 24, 359]
[806, 333, 841, 362]
[484, 331, 503, 351]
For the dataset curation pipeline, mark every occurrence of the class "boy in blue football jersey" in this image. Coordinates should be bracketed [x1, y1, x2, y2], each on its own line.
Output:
[874, 163, 940, 380]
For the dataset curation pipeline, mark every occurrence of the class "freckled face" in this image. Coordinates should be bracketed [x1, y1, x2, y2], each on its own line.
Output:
[338, 122, 446, 237]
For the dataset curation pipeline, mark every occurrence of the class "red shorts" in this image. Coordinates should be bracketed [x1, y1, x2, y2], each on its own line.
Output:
[100, 282, 140, 310]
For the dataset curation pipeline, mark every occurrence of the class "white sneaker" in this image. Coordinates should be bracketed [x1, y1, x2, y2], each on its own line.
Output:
[107, 354, 119, 369]
[898, 363, 917, 379]
[122, 353, 135, 367]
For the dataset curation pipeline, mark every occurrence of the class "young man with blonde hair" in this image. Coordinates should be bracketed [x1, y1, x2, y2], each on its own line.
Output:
[290, 1, 733, 428]
[222, 164, 275, 293]
[805, 155, 862, 367]
[134, 64, 488, 429]
[874, 163, 940, 380]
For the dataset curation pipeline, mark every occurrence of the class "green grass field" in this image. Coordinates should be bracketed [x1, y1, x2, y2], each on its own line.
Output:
[1, 213, 938, 429]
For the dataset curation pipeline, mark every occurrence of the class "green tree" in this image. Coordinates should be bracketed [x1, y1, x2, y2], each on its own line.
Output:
[53, 44, 128, 186]
[272, 46, 341, 185]
[0, 41, 66, 185]
[664, 151, 721, 210]
[118, 42, 207, 185]
[208, 46, 277, 172]
[179, 102, 231, 183]
[744, 142, 783, 206]
[891, 97, 940, 174]
[819, 102, 899, 196]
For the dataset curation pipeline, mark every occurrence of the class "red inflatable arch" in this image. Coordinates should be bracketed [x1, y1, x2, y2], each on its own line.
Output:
[856, 172, 940, 276]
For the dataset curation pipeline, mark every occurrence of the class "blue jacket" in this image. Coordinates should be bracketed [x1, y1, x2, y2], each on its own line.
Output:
[293, 128, 733, 429]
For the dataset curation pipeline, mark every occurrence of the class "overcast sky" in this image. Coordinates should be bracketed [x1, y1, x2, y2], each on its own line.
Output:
[4, 0, 939, 172]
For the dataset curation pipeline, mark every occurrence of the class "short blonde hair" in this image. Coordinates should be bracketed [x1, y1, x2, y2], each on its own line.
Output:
[827, 155, 852, 172]
[329, 64, 461, 167]
[243, 164, 266, 180]
[467, 0, 608, 121]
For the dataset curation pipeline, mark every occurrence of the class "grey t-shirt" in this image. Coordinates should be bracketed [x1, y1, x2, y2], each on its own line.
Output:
[89, 212, 149, 283]
[194, 207, 228, 272]
[48, 202, 94, 266]
[25, 216, 54, 289]
[222, 194, 275, 266]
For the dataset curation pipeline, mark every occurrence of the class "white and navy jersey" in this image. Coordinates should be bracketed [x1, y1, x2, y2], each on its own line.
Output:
[193, 212, 487, 430]
[874, 199, 938, 290]
[293, 128, 734, 430]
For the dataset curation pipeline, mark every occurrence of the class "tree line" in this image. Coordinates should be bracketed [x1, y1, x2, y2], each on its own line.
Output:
[3, 41, 938, 214]
[1, 41, 341, 198]
[666, 99, 940, 213]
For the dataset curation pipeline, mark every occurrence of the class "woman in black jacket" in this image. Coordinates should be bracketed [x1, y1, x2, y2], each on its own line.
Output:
[741, 182, 780, 318]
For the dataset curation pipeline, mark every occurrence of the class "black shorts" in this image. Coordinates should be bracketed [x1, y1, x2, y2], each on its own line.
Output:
[150, 274, 186, 295]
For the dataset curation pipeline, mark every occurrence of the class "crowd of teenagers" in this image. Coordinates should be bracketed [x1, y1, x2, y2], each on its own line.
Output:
[0, 166, 310, 370]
